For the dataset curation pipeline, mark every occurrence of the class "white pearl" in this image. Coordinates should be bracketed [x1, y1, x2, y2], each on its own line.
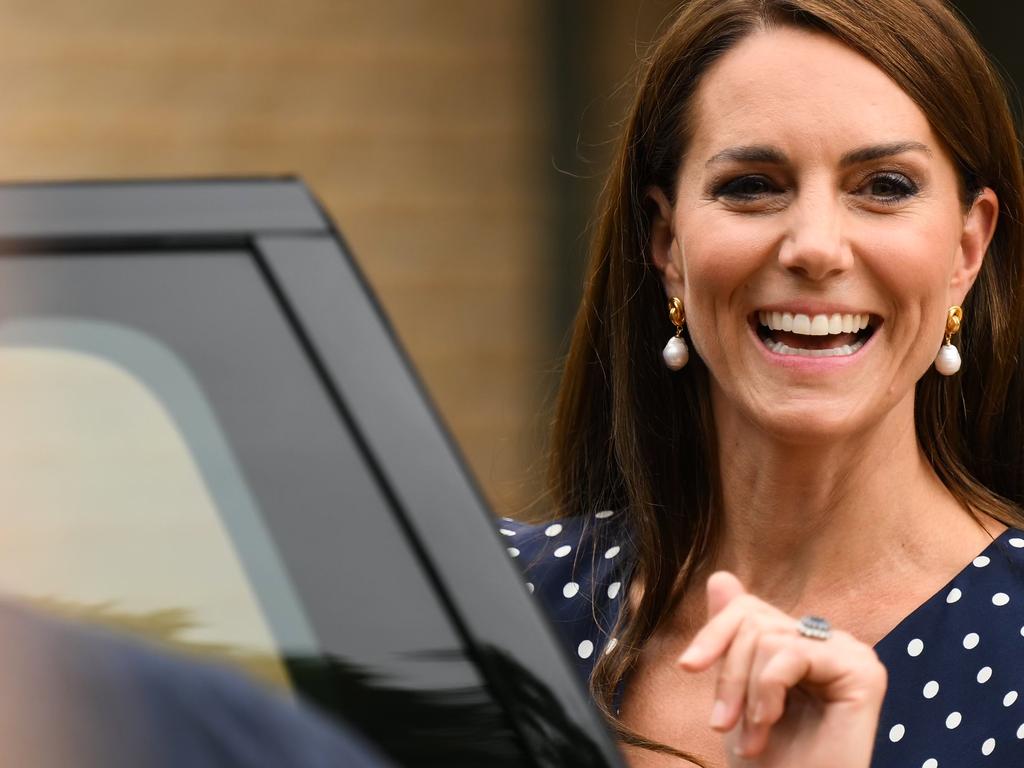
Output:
[934, 343, 961, 375]
[662, 336, 689, 370]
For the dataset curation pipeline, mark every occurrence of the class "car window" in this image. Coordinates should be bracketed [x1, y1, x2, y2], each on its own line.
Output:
[0, 319, 304, 690]
[0, 252, 524, 765]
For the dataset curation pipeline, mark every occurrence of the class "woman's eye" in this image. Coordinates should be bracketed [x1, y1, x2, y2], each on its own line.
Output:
[714, 175, 777, 200]
[861, 172, 918, 202]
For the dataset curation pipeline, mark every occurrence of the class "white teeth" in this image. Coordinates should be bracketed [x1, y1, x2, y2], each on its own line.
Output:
[759, 312, 872, 336]
[762, 337, 866, 357]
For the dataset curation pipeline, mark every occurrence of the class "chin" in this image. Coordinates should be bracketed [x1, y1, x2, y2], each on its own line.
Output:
[741, 395, 875, 445]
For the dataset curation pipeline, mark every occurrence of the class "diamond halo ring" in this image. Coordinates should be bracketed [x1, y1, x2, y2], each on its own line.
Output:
[797, 615, 832, 641]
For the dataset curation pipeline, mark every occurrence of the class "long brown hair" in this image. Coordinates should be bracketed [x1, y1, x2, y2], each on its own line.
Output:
[547, 0, 1024, 757]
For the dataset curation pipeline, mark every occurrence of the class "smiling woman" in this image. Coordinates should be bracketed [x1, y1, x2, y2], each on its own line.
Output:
[503, 1, 1024, 767]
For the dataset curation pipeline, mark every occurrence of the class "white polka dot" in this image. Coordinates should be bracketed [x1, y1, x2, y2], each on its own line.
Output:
[577, 640, 594, 659]
[1005, 691, 1019, 707]
[889, 724, 905, 742]
[595, 510, 615, 519]
[500, 516, 513, 521]
[947, 587, 962, 603]
[563, 582, 580, 598]
[964, 632, 981, 649]
[946, 711, 962, 729]
[982, 737, 996, 756]
[526, 582, 534, 593]
[1010, 537, 1024, 548]
[922, 760, 938, 768]
[499, 528, 516, 536]
[923, 680, 940, 699]
[907, 638, 924, 657]
[604, 545, 621, 559]
[507, 547, 520, 558]
[978, 666, 993, 683]
[605, 638, 618, 654]
[553, 545, 572, 558]
[544, 523, 563, 537]
[1020, 626, 1024, 638]
[974, 555, 991, 567]
[993, 592, 1011, 606]
[1017, 723, 1024, 739]
[607, 581, 622, 599]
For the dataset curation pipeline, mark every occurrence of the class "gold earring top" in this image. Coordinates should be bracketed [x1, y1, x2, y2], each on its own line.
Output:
[944, 305, 963, 344]
[668, 297, 685, 336]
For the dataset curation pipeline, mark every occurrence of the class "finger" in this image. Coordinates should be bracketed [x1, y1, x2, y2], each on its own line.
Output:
[747, 638, 803, 730]
[785, 630, 887, 702]
[707, 571, 746, 617]
[726, 631, 791, 759]
[734, 643, 809, 759]
[679, 572, 752, 670]
[710, 615, 765, 732]
[745, 632, 885, 729]
[680, 584, 794, 671]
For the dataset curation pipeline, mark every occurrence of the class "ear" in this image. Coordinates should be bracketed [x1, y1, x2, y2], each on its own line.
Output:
[648, 186, 686, 299]
[950, 187, 998, 304]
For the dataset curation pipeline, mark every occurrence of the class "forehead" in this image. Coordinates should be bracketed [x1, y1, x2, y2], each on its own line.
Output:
[687, 27, 939, 162]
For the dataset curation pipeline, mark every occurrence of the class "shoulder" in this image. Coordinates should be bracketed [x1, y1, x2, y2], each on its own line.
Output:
[113, 637, 388, 768]
[0, 602, 389, 768]
[497, 511, 631, 681]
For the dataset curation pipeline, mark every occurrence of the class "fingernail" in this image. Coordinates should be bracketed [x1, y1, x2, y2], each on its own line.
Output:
[709, 699, 729, 729]
[678, 644, 702, 666]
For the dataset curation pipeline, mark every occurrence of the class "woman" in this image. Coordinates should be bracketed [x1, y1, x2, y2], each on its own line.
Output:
[501, 0, 1024, 766]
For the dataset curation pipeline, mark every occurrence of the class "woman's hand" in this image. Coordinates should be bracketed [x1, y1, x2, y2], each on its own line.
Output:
[677, 572, 887, 767]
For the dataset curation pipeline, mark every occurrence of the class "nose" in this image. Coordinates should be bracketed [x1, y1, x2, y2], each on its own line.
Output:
[777, 189, 852, 280]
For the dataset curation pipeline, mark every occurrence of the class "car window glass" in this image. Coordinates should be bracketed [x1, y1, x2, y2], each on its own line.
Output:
[0, 318, 310, 690]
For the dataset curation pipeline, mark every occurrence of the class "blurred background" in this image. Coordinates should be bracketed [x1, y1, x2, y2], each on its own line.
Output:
[0, 0, 1015, 521]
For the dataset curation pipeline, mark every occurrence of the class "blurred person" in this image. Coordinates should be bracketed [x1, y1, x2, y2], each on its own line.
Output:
[0, 599, 389, 767]
[502, 0, 1024, 765]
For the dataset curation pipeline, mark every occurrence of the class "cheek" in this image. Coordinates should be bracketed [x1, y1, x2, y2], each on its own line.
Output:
[678, 217, 770, 304]
[677, 227, 770, 362]
[864, 225, 959, 318]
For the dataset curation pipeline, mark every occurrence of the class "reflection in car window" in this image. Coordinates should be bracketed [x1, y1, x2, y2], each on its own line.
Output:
[0, 317, 317, 691]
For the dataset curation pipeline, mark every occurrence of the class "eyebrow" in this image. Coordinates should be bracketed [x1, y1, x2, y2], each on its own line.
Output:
[705, 141, 933, 168]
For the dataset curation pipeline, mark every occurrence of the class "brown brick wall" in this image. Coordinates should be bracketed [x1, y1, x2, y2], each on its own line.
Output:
[0, 0, 553, 516]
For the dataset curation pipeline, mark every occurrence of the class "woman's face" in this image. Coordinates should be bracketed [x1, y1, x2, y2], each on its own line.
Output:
[651, 27, 998, 442]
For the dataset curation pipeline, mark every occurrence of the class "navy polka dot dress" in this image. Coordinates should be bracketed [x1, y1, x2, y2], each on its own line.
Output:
[500, 513, 1024, 766]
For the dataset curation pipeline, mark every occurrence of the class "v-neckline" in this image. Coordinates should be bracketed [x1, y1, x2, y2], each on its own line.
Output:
[869, 525, 1019, 651]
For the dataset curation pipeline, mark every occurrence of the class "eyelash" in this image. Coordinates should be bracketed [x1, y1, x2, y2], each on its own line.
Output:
[863, 172, 919, 204]
[711, 171, 920, 206]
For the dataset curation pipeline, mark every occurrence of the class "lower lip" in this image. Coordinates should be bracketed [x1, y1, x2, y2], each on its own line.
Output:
[748, 322, 877, 371]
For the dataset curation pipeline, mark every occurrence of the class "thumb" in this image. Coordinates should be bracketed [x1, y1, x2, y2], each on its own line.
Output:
[706, 570, 746, 617]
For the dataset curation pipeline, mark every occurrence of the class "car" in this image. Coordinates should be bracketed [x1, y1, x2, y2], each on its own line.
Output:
[0, 178, 625, 767]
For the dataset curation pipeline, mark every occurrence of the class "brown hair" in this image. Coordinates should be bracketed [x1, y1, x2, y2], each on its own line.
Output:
[547, 0, 1024, 758]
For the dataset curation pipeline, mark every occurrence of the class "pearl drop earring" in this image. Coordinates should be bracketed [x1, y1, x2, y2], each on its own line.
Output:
[662, 297, 689, 370]
[934, 305, 963, 376]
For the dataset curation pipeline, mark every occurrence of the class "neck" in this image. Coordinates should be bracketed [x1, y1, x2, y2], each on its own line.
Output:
[707, 389, 997, 612]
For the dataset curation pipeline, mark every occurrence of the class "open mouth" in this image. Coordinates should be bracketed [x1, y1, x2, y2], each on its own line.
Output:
[753, 311, 878, 358]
